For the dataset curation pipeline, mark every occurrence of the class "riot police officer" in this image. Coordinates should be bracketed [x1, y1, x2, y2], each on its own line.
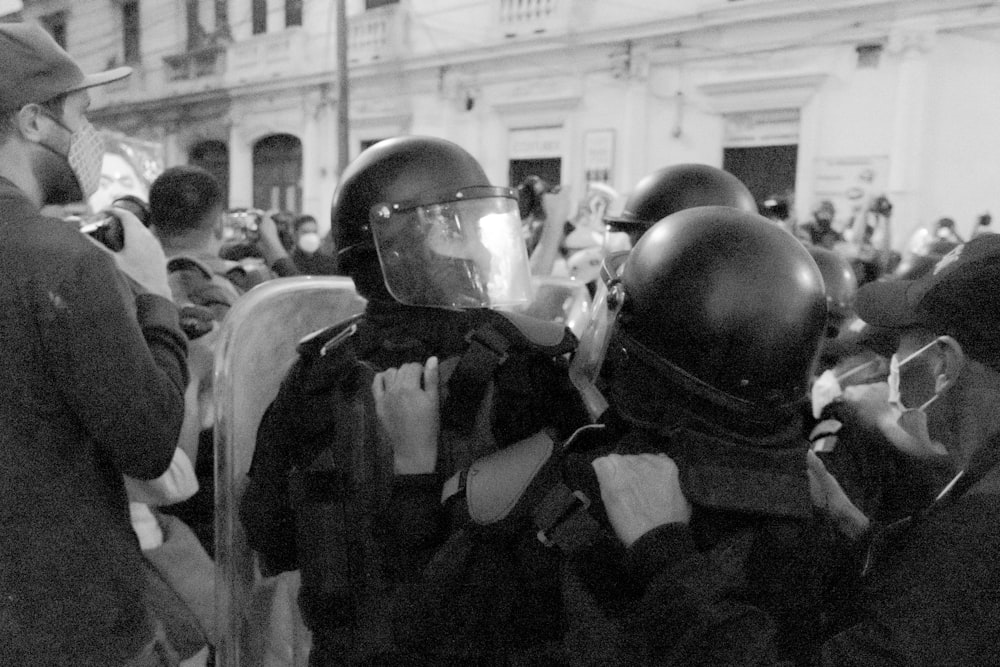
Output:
[565, 205, 848, 664]
[240, 136, 588, 665]
[604, 162, 758, 245]
[379, 205, 852, 664]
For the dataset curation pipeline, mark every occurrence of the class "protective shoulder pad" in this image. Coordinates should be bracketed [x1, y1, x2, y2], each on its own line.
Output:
[484, 309, 577, 356]
[466, 432, 554, 525]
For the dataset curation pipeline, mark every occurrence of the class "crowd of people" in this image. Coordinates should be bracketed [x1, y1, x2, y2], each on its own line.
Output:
[2, 19, 999, 667]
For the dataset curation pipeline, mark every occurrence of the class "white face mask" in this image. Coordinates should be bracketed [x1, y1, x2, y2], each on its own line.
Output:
[886, 336, 951, 456]
[887, 337, 948, 412]
[297, 231, 321, 254]
[66, 118, 105, 201]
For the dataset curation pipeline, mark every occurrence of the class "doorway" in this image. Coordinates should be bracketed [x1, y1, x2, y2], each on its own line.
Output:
[723, 144, 798, 213]
[509, 157, 561, 189]
[253, 134, 302, 213]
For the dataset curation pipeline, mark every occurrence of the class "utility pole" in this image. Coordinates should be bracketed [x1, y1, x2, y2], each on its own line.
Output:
[336, 0, 349, 175]
[329, 0, 349, 267]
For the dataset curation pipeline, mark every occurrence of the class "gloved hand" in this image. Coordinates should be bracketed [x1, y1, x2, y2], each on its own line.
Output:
[592, 452, 692, 548]
[373, 357, 440, 475]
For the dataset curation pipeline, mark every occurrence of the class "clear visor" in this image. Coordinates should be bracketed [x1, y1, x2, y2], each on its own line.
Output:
[371, 189, 532, 309]
[569, 251, 629, 419]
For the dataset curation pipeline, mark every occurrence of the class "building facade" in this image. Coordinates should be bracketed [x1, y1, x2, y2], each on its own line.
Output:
[9, 0, 1000, 246]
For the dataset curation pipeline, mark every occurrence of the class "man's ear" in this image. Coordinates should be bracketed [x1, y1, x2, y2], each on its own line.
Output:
[935, 335, 966, 394]
[15, 104, 48, 142]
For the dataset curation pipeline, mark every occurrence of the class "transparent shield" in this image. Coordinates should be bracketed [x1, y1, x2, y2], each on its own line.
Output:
[214, 276, 366, 667]
[371, 193, 532, 309]
[568, 252, 628, 420]
[514, 275, 593, 340]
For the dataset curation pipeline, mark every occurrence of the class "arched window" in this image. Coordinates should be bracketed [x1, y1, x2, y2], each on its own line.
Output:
[253, 134, 302, 213]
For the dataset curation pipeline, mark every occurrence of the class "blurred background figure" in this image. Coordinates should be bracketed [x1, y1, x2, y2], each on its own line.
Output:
[972, 212, 994, 239]
[516, 174, 552, 257]
[799, 199, 843, 249]
[761, 191, 796, 236]
[839, 194, 896, 286]
[290, 213, 338, 275]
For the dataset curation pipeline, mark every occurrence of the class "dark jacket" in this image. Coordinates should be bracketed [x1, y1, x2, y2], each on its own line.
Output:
[591, 490, 1000, 667]
[0, 178, 188, 666]
[820, 491, 1000, 666]
[555, 422, 851, 667]
[291, 247, 339, 276]
[242, 298, 588, 664]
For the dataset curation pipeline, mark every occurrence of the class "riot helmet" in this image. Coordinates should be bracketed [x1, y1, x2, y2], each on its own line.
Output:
[332, 136, 532, 309]
[604, 163, 757, 244]
[807, 245, 858, 339]
[572, 206, 827, 421]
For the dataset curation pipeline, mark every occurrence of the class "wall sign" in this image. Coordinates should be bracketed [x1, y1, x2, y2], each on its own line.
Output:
[583, 129, 614, 183]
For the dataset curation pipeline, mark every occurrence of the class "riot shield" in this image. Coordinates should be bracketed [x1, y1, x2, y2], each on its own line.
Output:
[214, 276, 366, 667]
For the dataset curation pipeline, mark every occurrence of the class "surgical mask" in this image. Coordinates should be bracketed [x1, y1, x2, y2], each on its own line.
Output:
[39, 111, 105, 201]
[887, 337, 950, 412]
[886, 336, 952, 457]
[297, 232, 321, 254]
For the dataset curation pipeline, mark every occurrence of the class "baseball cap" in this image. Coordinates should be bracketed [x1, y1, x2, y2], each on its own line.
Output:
[856, 233, 1000, 371]
[0, 22, 131, 110]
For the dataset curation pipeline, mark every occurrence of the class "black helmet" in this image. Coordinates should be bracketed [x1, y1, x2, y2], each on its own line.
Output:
[615, 206, 826, 412]
[604, 164, 757, 241]
[331, 136, 531, 308]
[807, 245, 858, 337]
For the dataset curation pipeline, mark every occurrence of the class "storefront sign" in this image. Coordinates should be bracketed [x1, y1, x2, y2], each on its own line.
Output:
[509, 126, 563, 159]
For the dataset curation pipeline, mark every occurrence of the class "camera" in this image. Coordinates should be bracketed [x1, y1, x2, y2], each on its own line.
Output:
[222, 208, 263, 244]
[78, 213, 125, 252]
[111, 195, 151, 227]
[869, 195, 893, 217]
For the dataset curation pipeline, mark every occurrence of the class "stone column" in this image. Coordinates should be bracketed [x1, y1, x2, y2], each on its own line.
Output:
[228, 112, 254, 208]
[886, 17, 937, 250]
[618, 44, 650, 192]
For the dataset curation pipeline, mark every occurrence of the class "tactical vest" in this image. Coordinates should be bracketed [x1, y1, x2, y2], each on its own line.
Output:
[250, 307, 583, 663]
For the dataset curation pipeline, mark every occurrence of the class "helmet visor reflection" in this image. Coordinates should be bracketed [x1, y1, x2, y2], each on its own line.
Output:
[371, 189, 532, 309]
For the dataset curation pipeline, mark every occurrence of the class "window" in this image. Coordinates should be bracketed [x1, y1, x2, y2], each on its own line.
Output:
[286, 0, 302, 27]
[122, 0, 140, 63]
[41, 11, 67, 49]
[252, 0, 267, 34]
[365, 0, 399, 9]
[186, 0, 205, 49]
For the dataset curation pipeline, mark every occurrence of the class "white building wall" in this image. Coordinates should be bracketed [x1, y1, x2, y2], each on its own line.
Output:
[18, 0, 1000, 247]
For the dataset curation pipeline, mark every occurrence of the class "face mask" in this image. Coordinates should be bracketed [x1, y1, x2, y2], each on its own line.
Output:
[886, 337, 950, 456]
[38, 111, 104, 202]
[297, 232, 321, 254]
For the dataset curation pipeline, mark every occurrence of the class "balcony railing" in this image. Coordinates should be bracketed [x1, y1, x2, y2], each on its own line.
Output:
[227, 28, 309, 84]
[499, 0, 564, 38]
[164, 43, 226, 82]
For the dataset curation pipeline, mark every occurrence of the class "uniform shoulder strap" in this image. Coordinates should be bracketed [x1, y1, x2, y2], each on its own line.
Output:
[442, 310, 577, 434]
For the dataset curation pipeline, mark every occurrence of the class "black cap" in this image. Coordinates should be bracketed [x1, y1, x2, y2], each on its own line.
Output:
[856, 234, 1000, 372]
